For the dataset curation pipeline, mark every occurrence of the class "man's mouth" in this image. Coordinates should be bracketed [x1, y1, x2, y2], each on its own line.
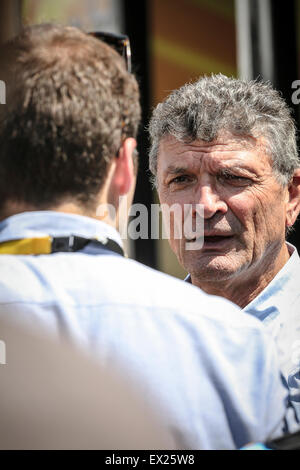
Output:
[204, 235, 232, 242]
[185, 234, 234, 247]
[202, 233, 234, 249]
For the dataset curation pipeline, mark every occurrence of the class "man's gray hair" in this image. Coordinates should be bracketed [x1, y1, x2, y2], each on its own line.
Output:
[149, 74, 299, 185]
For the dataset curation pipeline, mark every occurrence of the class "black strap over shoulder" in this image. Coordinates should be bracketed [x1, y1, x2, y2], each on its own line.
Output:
[51, 236, 124, 257]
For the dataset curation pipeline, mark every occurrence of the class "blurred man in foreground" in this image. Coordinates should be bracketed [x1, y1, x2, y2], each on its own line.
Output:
[0, 25, 296, 448]
[0, 317, 175, 450]
[149, 74, 300, 419]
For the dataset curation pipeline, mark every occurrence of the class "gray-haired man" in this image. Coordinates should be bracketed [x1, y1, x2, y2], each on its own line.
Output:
[149, 74, 300, 418]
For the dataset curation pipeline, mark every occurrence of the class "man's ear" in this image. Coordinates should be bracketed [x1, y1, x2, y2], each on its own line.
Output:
[111, 138, 137, 197]
[286, 169, 300, 227]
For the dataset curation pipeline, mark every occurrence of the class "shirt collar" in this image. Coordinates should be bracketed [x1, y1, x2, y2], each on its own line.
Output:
[244, 242, 299, 323]
[0, 211, 123, 249]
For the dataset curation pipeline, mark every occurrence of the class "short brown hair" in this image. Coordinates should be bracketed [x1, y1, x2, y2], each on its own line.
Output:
[0, 24, 141, 211]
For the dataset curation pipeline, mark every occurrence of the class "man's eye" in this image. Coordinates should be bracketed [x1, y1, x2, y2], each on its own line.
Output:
[217, 173, 250, 185]
[169, 175, 190, 184]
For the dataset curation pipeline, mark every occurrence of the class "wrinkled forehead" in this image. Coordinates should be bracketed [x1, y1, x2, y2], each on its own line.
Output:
[157, 132, 272, 172]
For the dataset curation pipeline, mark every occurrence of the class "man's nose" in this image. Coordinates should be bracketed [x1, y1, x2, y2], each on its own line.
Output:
[194, 182, 227, 219]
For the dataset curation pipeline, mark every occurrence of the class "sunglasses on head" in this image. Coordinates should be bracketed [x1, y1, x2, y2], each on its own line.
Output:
[89, 31, 132, 73]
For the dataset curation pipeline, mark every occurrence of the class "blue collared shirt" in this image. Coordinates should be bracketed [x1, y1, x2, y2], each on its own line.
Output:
[185, 243, 300, 421]
[244, 243, 300, 419]
[0, 211, 296, 449]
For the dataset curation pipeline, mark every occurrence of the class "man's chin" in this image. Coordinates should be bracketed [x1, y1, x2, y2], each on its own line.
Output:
[184, 254, 241, 283]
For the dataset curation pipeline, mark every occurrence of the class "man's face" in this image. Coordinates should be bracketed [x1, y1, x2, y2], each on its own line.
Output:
[156, 133, 290, 285]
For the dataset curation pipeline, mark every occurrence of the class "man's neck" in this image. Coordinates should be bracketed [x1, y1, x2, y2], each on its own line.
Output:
[190, 243, 290, 309]
[0, 201, 118, 229]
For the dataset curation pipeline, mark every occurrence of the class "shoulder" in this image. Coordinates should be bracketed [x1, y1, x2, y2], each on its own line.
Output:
[0, 252, 265, 334]
[104, 256, 268, 332]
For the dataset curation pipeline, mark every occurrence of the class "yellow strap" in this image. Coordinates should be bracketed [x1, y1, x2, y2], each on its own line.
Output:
[0, 237, 52, 255]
